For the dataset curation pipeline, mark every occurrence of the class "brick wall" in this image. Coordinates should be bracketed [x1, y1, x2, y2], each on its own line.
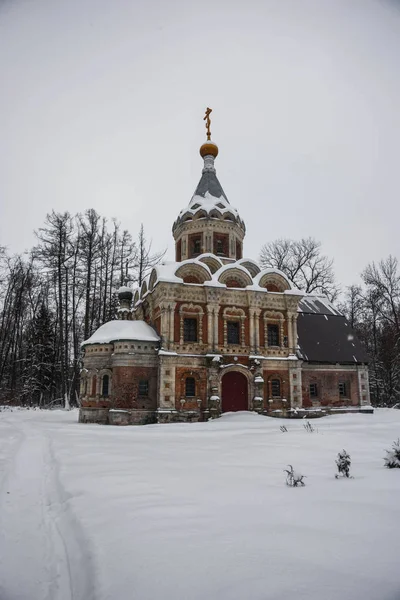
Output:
[175, 366, 207, 410]
[263, 368, 290, 411]
[302, 370, 359, 407]
[112, 366, 158, 410]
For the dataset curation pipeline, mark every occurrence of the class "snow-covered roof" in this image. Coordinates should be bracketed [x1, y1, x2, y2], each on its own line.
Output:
[117, 286, 133, 295]
[180, 191, 239, 220]
[253, 268, 292, 288]
[137, 256, 306, 304]
[82, 320, 160, 346]
[298, 295, 343, 316]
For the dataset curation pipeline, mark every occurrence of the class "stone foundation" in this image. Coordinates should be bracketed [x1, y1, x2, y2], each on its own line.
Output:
[108, 409, 131, 425]
[79, 407, 109, 424]
[156, 409, 203, 423]
[79, 407, 157, 425]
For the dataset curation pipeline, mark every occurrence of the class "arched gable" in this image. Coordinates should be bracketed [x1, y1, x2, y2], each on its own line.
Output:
[175, 262, 212, 284]
[237, 258, 261, 278]
[140, 279, 148, 298]
[197, 254, 223, 274]
[148, 269, 157, 291]
[216, 265, 253, 288]
[256, 269, 291, 292]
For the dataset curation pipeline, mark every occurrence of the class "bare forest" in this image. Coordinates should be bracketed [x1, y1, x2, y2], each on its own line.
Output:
[0, 210, 164, 407]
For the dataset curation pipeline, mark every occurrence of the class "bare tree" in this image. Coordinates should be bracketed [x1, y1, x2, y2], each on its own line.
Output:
[362, 256, 400, 334]
[0, 211, 167, 406]
[338, 285, 364, 328]
[134, 224, 166, 287]
[34, 211, 75, 406]
[259, 237, 338, 300]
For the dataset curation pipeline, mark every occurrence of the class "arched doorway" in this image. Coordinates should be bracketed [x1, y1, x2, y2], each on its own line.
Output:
[221, 371, 249, 412]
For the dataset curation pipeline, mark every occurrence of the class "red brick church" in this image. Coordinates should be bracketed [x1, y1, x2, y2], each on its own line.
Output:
[79, 113, 370, 425]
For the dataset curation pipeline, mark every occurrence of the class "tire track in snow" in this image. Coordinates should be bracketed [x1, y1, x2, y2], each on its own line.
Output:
[0, 416, 96, 600]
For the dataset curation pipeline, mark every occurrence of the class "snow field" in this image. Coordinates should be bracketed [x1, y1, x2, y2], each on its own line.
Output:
[0, 409, 399, 600]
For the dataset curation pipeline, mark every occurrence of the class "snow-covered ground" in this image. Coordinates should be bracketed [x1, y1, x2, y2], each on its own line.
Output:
[0, 409, 399, 600]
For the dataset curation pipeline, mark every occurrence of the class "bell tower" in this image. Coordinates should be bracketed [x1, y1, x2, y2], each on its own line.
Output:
[172, 108, 246, 264]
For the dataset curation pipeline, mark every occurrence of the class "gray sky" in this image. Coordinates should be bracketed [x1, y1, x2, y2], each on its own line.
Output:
[1, 0, 400, 288]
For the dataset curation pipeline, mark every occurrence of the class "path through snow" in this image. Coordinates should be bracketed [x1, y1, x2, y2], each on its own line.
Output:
[0, 411, 95, 600]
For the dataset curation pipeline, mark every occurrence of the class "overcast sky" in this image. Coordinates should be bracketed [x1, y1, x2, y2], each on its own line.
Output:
[1, 0, 400, 288]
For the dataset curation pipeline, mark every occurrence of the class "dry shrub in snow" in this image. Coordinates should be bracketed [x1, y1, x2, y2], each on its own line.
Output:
[280, 425, 288, 433]
[284, 465, 306, 487]
[303, 420, 316, 433]
[335, 450, 352, 478]
[384, 439, 400, 468]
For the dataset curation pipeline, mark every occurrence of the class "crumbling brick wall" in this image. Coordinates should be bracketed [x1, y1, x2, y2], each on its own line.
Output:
[112, 366, 158, 410]
[302, 369, 359, 407]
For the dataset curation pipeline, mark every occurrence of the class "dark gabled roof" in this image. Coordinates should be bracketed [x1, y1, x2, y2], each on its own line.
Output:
[194, 170, 228, 200]
[297, 313, 369, 364]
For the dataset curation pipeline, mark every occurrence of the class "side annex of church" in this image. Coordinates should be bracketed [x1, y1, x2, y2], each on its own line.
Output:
[79, 112, 370, 425]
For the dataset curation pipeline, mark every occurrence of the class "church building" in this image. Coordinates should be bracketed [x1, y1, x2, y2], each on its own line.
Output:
[79, 111, 370, 425]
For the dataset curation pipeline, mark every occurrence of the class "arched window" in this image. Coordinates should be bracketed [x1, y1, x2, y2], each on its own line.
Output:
[102, 374, 109, 397]
[185, 377, 196, 397]
[91, 376, 97, 397]
[271, 379, 281, 398]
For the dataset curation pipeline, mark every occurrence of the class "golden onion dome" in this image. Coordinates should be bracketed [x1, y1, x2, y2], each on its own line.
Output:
[200, 141, 219, 158]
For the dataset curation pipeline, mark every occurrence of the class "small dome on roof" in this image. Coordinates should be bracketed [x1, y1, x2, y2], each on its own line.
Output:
[82, 320, 159, 346]
[200, 141, 219, 158]
[118, 286, 133, 301]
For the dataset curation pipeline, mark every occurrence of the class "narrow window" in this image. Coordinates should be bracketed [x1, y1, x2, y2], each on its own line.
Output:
[91, 376, 97, 396]
[216, 239, 224, 255]
[227, 321, 240, 344]
[271, 379, 281, 398]
[102, 374, 109, 396]
[309, 383, 318, 398]
[185, 377, 196, 397]
[176, 239, 182, 261]
[193, 238, 201, 256]
[267, 324, 280, 346]
[184, 317, 198, 342]
[339, 382, 347, 397]
[138, 380, 149, 396]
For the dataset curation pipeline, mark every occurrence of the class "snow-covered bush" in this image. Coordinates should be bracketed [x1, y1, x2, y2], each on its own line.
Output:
[384, 439, 400, 468]
[284, 465, 306, 487]
[335, 450, 352, 478]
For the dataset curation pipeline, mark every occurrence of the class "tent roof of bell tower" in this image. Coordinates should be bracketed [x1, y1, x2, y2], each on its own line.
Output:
[193, 169, 228, 202]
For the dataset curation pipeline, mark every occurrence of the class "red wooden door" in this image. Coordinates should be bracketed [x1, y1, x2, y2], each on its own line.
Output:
[221, 371, 248, 412]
